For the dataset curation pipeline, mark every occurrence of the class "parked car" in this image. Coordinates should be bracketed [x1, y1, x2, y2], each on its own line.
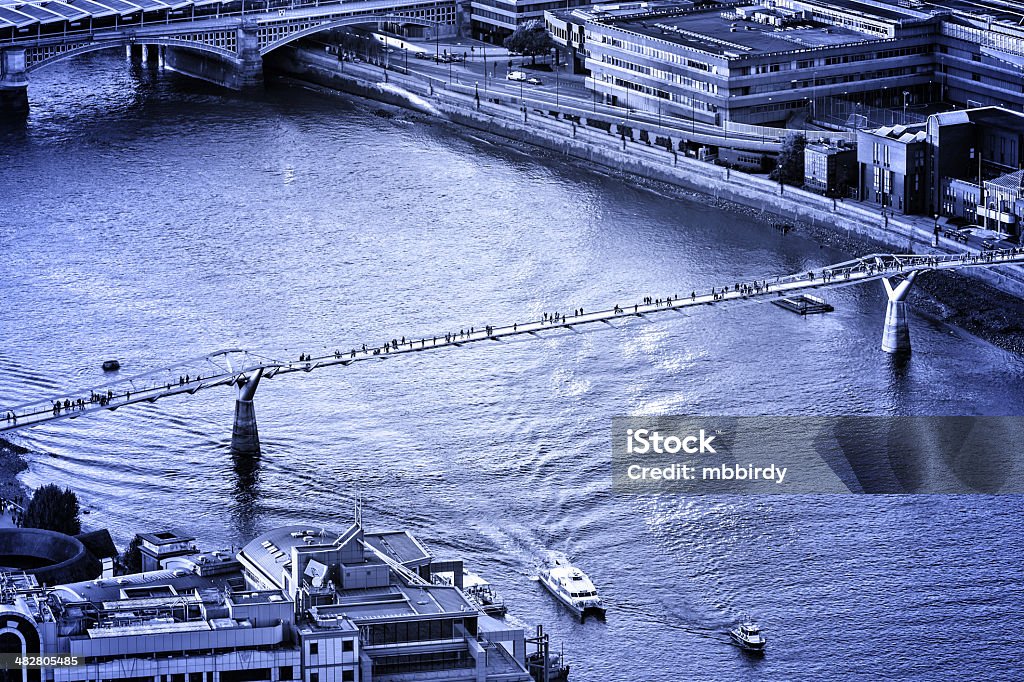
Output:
[981, 237, 1018, 251]
[526, 77, 543, 85]
[507, 71, 527, 82]
[415, 52, 429, 59]
[944, 227, 971, 244]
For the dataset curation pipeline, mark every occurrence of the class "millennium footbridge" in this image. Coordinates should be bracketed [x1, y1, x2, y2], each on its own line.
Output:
[2, 248, 1023, 453]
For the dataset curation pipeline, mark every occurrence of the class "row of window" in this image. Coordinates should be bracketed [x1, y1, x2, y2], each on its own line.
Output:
[593, 34, 718, 74]
[606, 75, 715, 110]
[598, 55, 719, 93]
[734, 45, 931, 76]
[942, 23, 1024, 59]
[359, 617, 476, 646]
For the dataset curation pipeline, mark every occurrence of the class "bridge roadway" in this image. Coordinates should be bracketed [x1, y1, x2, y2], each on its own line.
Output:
[3, 248, 1023, 435]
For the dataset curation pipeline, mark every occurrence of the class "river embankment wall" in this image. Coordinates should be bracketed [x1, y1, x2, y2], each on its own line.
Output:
[266, 47, 1024, 343]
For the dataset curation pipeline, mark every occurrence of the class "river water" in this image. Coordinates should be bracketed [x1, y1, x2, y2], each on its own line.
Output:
[2, 54, 1023, 681]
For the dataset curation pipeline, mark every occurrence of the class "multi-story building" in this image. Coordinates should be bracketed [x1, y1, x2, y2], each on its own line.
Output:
[856, 123, 927, 214]
[470, 0, 593, 43]
[546, 0, 1024, 126]
[927, 107, 1024, 230]
[545, 1, 683, 73]
[854, 106, 1024, 230]
[0, 520, 535, 682]
[804, 140, 857, 196]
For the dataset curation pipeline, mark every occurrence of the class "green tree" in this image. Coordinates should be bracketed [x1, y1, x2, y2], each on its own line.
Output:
[120, 535, 143, 575]
[504, 20, 556, 65]
[769, 132, 807, 186]
[21, 484, 81, 536]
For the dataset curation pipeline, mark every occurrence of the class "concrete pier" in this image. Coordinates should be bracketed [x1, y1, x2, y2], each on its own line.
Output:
[232, 368, 263, 456]
[0, 49, 29, 117]
[144, 44, 162, 66]
[881, 271, 918, 354]
[236, 22, 264, 89]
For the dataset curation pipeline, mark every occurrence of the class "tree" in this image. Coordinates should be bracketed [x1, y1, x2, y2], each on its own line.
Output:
[770, 132, 806, 186]
[21, 484, 81, 536]
[503, 20, 556, 65]
[120, 535, 143, 575]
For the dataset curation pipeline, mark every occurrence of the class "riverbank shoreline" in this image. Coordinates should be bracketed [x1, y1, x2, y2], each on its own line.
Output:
[267, 50, 1024, 354]
[0, 439, 31, 504]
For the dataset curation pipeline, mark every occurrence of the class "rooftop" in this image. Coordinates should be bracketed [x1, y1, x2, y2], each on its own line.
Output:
[312, 582, 477, 622]
[865, 123, 927, 142]
[605, 6, 877, 58]
[51, 569, 223, 605]
[363, 530, 432, 567]
[786, 0, 930, 22]
[987, 169, 1024, 191]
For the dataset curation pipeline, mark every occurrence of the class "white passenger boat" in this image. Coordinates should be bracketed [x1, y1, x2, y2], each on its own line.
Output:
[537, 557, 605, 622]
[729, 619, 766, 653]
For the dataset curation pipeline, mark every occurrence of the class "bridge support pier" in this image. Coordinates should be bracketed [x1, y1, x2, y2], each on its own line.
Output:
[144, 45, 161, 66]
[232, 368, 263, 456]
[881, 271, 918, 354]
[164, 22, 262, 91]
[236, 21, 264, 89]
[0, 49, 29, 118]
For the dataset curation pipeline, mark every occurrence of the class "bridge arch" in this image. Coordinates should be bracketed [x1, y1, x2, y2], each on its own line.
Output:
[26, 39, 239, 74]
[258, 15, 444, 56]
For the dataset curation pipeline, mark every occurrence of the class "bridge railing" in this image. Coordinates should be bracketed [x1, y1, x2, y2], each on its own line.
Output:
[4, 249, 1024, 432]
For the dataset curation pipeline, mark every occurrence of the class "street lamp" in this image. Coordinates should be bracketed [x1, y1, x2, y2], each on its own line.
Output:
[902, 90, 910, 123]
[553, 48, 559, 107]
[933, 213, 940, 246]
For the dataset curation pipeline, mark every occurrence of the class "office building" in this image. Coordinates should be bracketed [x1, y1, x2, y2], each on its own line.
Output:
[546, 0, 1024, 126]
[0, 520, 535, 682]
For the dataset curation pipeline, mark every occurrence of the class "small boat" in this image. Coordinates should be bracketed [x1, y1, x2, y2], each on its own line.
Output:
[434, 568, 507, 617]
[101, 360, 120, 372]
[729, 619, 766, 653]
[526, 650, 570, 682]
[537, 557, 605, 622]
[462, 570, 507, 617]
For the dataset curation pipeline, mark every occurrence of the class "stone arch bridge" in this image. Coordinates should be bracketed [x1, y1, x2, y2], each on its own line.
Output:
[0, 0, 457, 112]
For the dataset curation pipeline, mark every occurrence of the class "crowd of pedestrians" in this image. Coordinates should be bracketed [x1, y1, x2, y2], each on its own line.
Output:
[0, 496, 25, 527]
[5, 247, 1024, 427]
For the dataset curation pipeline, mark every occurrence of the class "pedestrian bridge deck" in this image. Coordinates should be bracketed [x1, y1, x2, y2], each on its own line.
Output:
[2, 249, 1023, 433]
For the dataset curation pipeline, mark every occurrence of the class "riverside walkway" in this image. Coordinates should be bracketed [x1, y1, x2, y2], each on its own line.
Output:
[2, 249, 1023, 437]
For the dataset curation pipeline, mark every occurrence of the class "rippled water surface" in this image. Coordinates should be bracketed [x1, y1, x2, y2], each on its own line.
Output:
[2, 55, 1024, 681]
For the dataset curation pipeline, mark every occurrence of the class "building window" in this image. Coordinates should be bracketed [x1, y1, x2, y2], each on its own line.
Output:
[310, 674, 319, 682]
[342, 673, 355, 682]
[343, 640, 355, 652]
[310, 643, 319, 656]
[279, 668, 294, 681]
